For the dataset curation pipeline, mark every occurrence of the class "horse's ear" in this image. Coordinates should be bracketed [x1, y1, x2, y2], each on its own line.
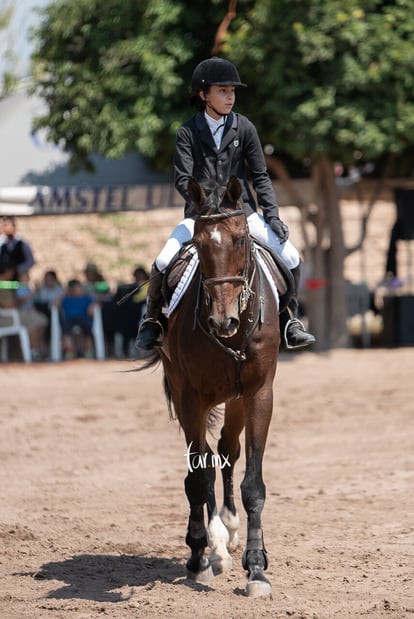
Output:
[226, 176, 242, 205]
[188, 178, 205, 206]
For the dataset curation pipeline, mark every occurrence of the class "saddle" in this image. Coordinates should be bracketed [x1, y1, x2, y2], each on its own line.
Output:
[162, 238, 294, 315]
[164, 243, 197, 295]
[253, 240, 294, 313]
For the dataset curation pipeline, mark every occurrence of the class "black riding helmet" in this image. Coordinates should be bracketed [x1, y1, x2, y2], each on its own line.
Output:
[191, 57, 247, 92]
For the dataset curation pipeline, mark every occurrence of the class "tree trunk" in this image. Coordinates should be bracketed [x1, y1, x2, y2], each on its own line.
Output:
[316, 157, 348, 349]
[267, 155, 348, 350]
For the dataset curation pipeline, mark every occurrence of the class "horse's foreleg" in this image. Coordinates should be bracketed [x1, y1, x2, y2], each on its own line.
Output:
[183, 427, 215, 583]
[241, 391, 273, 598]
[184, 466, 214, 582]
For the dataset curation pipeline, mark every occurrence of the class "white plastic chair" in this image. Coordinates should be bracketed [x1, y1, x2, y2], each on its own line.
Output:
[0, 308, 32, 363]
[50, 304, 105, 361]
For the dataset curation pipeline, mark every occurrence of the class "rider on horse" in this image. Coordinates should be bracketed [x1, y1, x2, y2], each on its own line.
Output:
[136, 57, 315, 351]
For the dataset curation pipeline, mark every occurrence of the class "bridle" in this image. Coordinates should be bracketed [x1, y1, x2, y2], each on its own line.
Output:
[192, 201, 268, 399]
[197, 208, 254, 315]
[193, 207, 262, 375]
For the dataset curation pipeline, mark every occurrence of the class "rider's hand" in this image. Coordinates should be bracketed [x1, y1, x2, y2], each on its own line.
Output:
[268, 217, 289, 243]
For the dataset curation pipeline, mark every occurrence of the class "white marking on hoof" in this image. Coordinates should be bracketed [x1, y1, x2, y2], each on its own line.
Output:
[207, 513, 232, 573]
[246, 579, 272, 598]
[219, 506, 240, 552]
[210, 553, 233, 574]
[187, 564, 214, 584]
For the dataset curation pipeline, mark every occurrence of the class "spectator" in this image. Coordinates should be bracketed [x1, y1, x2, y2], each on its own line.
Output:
[82, 261, 114, 345]
[59, 279, 95, 360]
[82, 262, 112, 301]
[111, 265, 149, 357]
[0, 216, 36, 281]
[34, 269, 63, 310]
[15, 272, 48, 361]
[33, 269, 64, 338]
[382, 219, 405, 288]
[381, 187, 414, 288]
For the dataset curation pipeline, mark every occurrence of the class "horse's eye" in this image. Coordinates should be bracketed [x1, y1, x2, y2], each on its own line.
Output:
[237, 238, 245, 249]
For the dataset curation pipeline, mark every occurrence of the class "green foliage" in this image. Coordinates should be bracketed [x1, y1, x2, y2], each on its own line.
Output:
[226, 0, 414, 168]
[0, 6, 17, 99]
[30, 0, 228, 171]
[30, 0, 414, 173]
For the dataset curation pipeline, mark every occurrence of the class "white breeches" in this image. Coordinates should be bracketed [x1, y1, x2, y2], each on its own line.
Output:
[155, 211, 300, 272]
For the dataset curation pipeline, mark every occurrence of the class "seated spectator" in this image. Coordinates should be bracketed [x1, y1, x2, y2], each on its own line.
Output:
[111, 265, 149, 357]
[83, 262, 112, 301]
[33, 269, 64, 329]
[82, 262, 114, 344]
[15, 272, 48, 361]
[0, 278, 18, 323]
[59, 279, 96, 360]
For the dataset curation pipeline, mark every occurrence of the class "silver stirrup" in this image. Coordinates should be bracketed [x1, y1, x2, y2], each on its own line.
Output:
[283, 318, 311, 350]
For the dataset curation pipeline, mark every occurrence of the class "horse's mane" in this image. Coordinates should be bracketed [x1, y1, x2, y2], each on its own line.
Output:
[195, 179, 232, 217]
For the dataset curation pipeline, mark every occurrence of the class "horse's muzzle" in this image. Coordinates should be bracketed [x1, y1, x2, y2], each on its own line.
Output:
[208, 315, 240, 338]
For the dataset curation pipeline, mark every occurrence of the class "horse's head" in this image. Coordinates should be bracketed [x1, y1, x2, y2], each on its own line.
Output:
[189, 177, 252, 338]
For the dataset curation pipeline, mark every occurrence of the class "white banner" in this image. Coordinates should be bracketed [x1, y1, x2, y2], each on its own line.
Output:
[0, 183, 182, 216]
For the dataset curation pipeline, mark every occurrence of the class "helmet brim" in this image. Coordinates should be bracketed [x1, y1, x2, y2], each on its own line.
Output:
[209, 80, 247, 87]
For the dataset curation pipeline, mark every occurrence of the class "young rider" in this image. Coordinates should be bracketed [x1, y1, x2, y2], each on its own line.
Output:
[136, 57, 315, 351]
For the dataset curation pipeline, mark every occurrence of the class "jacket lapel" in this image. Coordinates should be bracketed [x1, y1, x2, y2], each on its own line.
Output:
[195, 112, 217, 152]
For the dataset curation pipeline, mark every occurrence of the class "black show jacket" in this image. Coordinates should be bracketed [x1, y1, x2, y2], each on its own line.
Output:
[174, 111, 280, 221]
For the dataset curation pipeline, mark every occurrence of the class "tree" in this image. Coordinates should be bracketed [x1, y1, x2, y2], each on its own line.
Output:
[225, 0, 414, 348]
[30, 0, 231, 172]
[30, 0, 414, 348]
[0, 4, 18, 98]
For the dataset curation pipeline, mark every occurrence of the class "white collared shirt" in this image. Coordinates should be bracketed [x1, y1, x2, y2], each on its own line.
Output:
[205, 112, 226, 149]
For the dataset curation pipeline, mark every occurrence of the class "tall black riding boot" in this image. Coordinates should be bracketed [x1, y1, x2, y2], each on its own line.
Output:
[135, 264, 164, 351]
[282, 262, 316, 349]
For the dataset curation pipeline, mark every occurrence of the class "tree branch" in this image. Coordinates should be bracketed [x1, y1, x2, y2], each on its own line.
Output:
[345, 153, 396, 257]
[211, 0, 238, 55]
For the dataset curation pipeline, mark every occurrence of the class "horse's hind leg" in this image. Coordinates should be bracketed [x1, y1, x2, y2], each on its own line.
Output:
[205, 444, 232, 574]
[217, 399, 245, 552]
[241, 390, 273, 598]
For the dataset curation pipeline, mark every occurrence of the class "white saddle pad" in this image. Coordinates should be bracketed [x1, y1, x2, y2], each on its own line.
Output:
[163, 243, 279, 318]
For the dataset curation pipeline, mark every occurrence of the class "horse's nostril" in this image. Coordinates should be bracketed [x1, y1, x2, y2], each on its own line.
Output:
[228, 317, 239, 332]
[207, 316, 219, 332]
[208, 316, 239, 336]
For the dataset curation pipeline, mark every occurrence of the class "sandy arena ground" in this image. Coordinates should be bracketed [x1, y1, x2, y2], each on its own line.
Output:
[1, 347, 413, 618]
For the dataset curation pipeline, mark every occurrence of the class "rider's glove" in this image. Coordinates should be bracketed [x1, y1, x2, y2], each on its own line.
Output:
[268, 217, 289, 243]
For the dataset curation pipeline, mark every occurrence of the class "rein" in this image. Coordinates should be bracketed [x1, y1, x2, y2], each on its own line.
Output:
[193, 208, 264, 395]
[198, 208, 252, 298]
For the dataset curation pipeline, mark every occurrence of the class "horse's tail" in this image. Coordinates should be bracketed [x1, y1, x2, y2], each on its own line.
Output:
[136, 349, 161, 371]
[207, 405, 225, 438]
[162, 373, 176, 421]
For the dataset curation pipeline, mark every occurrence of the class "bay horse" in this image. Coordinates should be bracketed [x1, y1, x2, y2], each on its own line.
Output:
[143, 176, 280, 597]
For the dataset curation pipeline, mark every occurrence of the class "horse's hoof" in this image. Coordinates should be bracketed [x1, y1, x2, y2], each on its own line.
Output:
[186, 564, 214, 584]
[246, 579, 272, 598]
[210, 553, 233, 574]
